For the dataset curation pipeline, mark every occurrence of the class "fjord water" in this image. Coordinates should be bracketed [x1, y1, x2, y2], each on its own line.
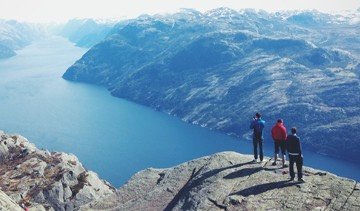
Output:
[0, 37, 358, 187]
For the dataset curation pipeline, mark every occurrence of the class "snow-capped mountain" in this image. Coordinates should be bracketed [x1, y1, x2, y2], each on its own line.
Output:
[63, 8, 360, 163]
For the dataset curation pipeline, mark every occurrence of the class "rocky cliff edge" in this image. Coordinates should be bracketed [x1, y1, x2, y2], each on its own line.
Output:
[84, 152, 359, 211]
[0, 130, 359, 210]
[0, 131, 115, 210]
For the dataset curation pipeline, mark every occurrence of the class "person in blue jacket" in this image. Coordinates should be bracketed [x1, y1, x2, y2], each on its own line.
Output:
[286, 127, 304, 182]
[250, 112, 265, 162]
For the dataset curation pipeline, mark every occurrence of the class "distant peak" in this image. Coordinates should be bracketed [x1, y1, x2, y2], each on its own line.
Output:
[205, 7, 239, 16]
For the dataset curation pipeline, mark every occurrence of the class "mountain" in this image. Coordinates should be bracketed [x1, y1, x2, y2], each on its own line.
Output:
[63, 8, 360, 163]
[59, 19, 117, 48]
[1, 131, 359, 210]
[0, 44, 15, 59]
[277, 10, 360, 58]
[84, 152, 359, 210]
[0, 20, 43, 59]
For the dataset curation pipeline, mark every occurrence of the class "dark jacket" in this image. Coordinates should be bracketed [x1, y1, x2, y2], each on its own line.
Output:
[286, 134, 302, 156]
[250, 118, 265, 139]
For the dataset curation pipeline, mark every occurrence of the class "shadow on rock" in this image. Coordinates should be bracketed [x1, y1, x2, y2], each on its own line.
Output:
[164, 160, 254, 211]
[230, 180, 302, 197]
[223, 166, 283, 179]
[223, 167, 263, 179]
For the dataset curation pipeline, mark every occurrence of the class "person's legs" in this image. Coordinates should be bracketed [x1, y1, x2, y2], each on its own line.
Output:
[296, 156, 303, 180]
[280, 140, 286, 166]
[289, 155, 295, 179]
[259, 138, 264, 161]
[281, 153, 286, 167]
[273, 153, 278, 165]
[253, 138, 258, 160]
[273, 140, 279, 165]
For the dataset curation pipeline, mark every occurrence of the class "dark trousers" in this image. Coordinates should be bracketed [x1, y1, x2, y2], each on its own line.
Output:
[289, 155, 303, 179]
[253, 138, 263, 161]
[274, 139, 286, 155]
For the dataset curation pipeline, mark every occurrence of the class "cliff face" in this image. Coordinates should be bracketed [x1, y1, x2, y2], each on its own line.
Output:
[0, 131, 115, 210]
[84, 152, 359, 211]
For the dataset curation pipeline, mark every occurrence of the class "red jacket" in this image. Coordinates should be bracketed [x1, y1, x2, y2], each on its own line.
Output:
[271, 123, 287, 141]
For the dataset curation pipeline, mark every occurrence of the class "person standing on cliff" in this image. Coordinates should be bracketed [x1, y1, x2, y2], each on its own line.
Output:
[286, 127, 304, 182]
[271, 119, 287, 167]
[250, 112, 265, 163]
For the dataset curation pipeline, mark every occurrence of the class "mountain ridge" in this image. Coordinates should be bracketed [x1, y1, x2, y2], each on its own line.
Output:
[59, 18, 117, 48]
[63, 8, 360, 163]
[0, 19, 44, 59]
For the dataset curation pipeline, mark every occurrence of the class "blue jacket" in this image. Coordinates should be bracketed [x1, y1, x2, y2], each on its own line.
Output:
[250, 118, 265, 139]
[286, 134, 302, 156]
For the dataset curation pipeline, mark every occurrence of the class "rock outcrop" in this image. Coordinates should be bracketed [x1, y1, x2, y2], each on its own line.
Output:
[0, 131, 115, 210]
[1, 131, 359, 210]
[84, 152, 359, 211]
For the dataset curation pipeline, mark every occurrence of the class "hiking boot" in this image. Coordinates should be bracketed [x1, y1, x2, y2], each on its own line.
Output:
[298, 178, 305, 182]
[282, 164, 288, 168]
[252, 159, 257, 163]
[272, 162, 277, 166]
[289, 177, 295, 181]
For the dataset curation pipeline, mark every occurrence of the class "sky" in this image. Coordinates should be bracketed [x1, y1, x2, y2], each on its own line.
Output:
[0, 0, 359, 23]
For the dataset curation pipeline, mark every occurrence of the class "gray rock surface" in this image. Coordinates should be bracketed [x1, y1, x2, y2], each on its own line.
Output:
[0, 131, 115, 210]
[84, 152, 359, 211]
[0, 190, 22, 211]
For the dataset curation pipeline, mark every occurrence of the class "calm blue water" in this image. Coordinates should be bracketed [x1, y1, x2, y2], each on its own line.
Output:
[0, 37, 359, 187]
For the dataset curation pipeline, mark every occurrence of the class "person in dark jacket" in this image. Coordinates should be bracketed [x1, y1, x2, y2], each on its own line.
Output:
[286, 127, 304, 182]
[250, 112, 265, 163]
[271, 119, 287, 167]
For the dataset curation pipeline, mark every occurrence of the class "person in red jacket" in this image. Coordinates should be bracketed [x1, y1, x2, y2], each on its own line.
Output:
[271, 119, 287, 167]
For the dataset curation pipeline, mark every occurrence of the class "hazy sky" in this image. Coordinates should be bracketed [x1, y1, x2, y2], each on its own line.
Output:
[0, 0, 359, 23]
